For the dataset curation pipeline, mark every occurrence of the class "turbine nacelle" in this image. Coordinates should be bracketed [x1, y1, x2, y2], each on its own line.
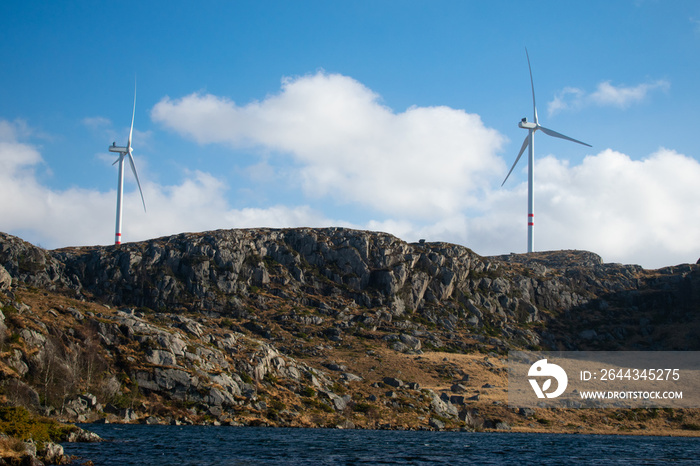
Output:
[109, 143, 128, 153]
[519, 118, 537, 130]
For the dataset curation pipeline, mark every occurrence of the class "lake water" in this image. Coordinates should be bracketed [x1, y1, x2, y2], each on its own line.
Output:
[64, 425, 700, 465]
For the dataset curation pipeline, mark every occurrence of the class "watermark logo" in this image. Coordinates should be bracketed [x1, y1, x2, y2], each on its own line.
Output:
[528, 359, 568, 398]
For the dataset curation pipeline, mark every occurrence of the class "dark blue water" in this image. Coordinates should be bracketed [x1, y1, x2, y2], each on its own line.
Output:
[63, 425, 700, 465]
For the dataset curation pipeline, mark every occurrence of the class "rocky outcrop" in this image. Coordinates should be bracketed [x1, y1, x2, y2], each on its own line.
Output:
[0, 227, 699, 431]
[1, 228, 699, 352]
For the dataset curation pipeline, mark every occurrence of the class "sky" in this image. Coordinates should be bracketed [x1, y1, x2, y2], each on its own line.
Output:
[1, 0, 699, 269]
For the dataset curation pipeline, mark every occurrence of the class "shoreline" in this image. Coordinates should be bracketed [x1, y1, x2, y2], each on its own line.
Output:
[73, 419, 700, 438]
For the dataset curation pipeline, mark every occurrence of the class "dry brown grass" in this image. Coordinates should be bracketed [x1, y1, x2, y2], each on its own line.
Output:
[0, 436, 27, 458]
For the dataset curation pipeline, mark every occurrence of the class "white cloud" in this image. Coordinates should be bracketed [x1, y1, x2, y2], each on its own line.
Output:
[691, 16, 700, 34]
[351, 149, 700, 270]
[3, 71, 700, 271]
[151, 71, 506, 220]
[424, 148, 700, 268]
[148, 73, 699, 268]
[547, 87, 585, 116]
[82, 116, 112, 129]
[548, 79, 670, 115]
[0, 120, 332, 248]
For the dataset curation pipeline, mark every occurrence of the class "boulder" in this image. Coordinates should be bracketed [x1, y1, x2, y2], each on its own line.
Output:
[450, 383, 467, 393]
[428, 417, 445, 430]
[67, 427, 103, 442]
[8, 349, 29, 376]
[427, 390, 458, 417]
[342, 372, 363, 382]
[146, 349, 178, 367]
[0, 264, 11, 291]
[38, 442, 65, 464]
[399, 334, 421, 351]
[382, 377, 404, 388]
[19, 329, 45, 347]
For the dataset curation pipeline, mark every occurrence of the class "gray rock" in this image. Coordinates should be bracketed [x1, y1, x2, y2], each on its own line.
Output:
[38, 442, 65, 464]
[79, 393, 98, 407]
[0, 264, 11, 291]
[319, 391, 347, 411]
[146, 349, 178, 367]
[342, 372, 363, 382]
[495, 421, 511, 431]
[399, 334, 421, 351]
[429, 417, 445, 430]
[205, 386, 237, 406]
[324, 362, 347, 372]
[120, 408, 139, 422]
[451, 383, 467, 393]
[67, 307, 85, 320]
[22, 440, 37, 457]
[67, 427, 103, 442]
[19, 328, 45, 347]
[383, 377, 404, 388]
[391, 341, 408, 352]
[8, 349, 28, 376]
[427, 390, 458, 417]
[459, 409, 484, 429]
[335, 419, 355, 429]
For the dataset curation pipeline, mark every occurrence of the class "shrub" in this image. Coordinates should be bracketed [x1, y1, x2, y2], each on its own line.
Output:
[0, 406, 74, 448]
[352, 402, 375, 414]
[268, 399, 286, 412]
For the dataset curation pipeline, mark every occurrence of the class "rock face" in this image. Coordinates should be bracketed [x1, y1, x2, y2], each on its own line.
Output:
[1, 228, 699, 352]
[0, 227, 699, 429]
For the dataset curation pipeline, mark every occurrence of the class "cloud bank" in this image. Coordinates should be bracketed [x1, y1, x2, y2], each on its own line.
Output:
[1, 72, 699, 269]
[0, 120, 333, 248]
[151, 72, 506, 219]
[548, 79, 670, 116]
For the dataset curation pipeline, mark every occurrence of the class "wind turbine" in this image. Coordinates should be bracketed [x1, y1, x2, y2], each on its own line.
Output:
[108, 85, 146, 245]
[502, 49, 591, 253]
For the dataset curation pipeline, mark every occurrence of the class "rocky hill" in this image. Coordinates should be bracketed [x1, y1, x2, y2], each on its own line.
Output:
[1, 227, 699, 437]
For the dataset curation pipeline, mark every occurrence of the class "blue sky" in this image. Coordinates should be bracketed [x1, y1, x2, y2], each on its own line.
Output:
[1, 0, 699, 268]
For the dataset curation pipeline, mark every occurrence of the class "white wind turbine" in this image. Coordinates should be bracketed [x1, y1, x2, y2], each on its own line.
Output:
[502, 49, 591, 253]
[108, 86, 146, 245]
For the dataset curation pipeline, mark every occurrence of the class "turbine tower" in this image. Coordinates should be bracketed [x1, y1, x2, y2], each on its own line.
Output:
[502, 49, 591, 253]
[108, 85, 146, 245]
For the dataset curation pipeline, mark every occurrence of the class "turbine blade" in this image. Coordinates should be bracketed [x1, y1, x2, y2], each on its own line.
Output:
[538, 126, 592, 147]
[502, 135, 530, 186]
[127, 83, 136, 150]
[526, 48, 538, 125]
[112, 153, 125, 166]
[127, 152, 147, 212]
